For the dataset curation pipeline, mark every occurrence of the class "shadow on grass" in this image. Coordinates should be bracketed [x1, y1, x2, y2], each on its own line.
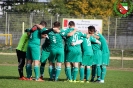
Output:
[0, 76, 67, 81]
[43, 77, 67, 81]
[0, 76, 18, 79]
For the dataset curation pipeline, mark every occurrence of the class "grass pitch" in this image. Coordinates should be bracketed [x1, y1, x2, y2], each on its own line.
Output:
[0, 55, 133, 88]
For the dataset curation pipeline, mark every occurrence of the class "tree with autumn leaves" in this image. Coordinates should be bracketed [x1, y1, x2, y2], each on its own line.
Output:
[12, 0, 117, 17]
[66, 0, 116, 17]
[48, 0, 117, 33]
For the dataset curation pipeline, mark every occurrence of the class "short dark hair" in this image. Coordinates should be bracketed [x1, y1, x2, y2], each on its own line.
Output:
[68, 21, 75, 26]
[25, 28, 30, 32]
[53, 21, 60, 27]
[88, 26, 96, 32]
[40, 21, 47, 26]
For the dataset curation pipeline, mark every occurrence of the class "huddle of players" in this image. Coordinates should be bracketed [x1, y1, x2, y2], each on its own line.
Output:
[16, 20, 110, 83]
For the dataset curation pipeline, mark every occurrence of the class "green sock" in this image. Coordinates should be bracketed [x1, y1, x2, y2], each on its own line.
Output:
[80, 67, 84, 81]
[66, 67, 72, 80]
[53, 67, 56, 78]
[34, 65, 40, 80]
[30, 67, 32, 78]
[71, 67, 74, 79]
[91, 65, 96, 80]
[65, 67, 68, 79]
[95, 66, 97, 76]
[40, 66, 44, 76]
[49, 65, 53, 79]
[73, 67, 78, 80]
[26, 64, 32, 78]
[86, 68, 91, 81]
[101, 66, 106, 80]
[97, 65, 101, 80]
[55, 66, 61, 80]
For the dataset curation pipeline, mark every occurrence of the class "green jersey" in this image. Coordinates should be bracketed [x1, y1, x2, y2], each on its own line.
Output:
[61, 28, 87, 48]
[42, 37, 50, 52]
[81, 36, 98, 55]
[16, 32, 28, 52]
[91, 36, 101, 51]
[60, 28, 87, 62]
[28, 28, 46, 46]
[96, 33, 109, 53]
[48, 30, 64, 49]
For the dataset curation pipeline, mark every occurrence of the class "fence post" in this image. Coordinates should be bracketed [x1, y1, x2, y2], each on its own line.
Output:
[121, 50, 124, 68]
[8, 14, 10, 43]
[29, 13, 31, 28]
[5, 12, 7, 45]
[107, 16, 110, 44]
[51, 16, 53, 28]
[56, 13, 59, 21]
[5, 12, 7, 34]
[30, 13, 33, 28]
[114, 18, 117, 48]
[22, 22, 24, 34]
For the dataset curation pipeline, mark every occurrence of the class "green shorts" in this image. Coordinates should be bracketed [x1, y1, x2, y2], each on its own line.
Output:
[40, 49, 50, 63]
[102, 52, 110, 65]
[65, 46, 82, 62]
[48, 48, 64, 63]
[82, 55, 93, 66]
[26, 44, 40, 60]
[92, 50, 102, 65]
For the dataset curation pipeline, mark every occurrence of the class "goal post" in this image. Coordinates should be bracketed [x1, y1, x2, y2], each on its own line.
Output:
[0, 34, 12, 46]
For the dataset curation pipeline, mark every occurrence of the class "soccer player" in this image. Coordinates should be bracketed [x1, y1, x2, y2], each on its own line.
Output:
[39, 34, 50, 80]
[26, 21, 47, 81]
[88, 26, 102, 82]
[37, 21, 64, 81]
[46, 21, 65, 81]
[79, 35, 101, 83]
[61, 21, 89, 82]
[99, 37, 110, 83]
[16, 29, 30, 80]
[31, 23, 61, 80]
[89, 26, 110, 83]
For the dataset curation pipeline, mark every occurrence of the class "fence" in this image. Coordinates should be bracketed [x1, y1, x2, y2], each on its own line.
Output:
[0, 12, 133, 50]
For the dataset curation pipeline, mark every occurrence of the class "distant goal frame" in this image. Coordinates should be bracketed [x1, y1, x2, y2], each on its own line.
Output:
[0, 34, 12, 46]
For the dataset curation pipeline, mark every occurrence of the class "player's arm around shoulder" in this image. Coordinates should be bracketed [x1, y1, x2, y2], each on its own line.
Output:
[42, 27, 61, 34]
[90, 36, 101, 45]
[59, 28, 69, 37]
[80, 32, 90, 38]
[67, 27, 77, 37]
[35, 24, 44, 30]
[92, 31, 100, 39]
[29, 24, 43, 33]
